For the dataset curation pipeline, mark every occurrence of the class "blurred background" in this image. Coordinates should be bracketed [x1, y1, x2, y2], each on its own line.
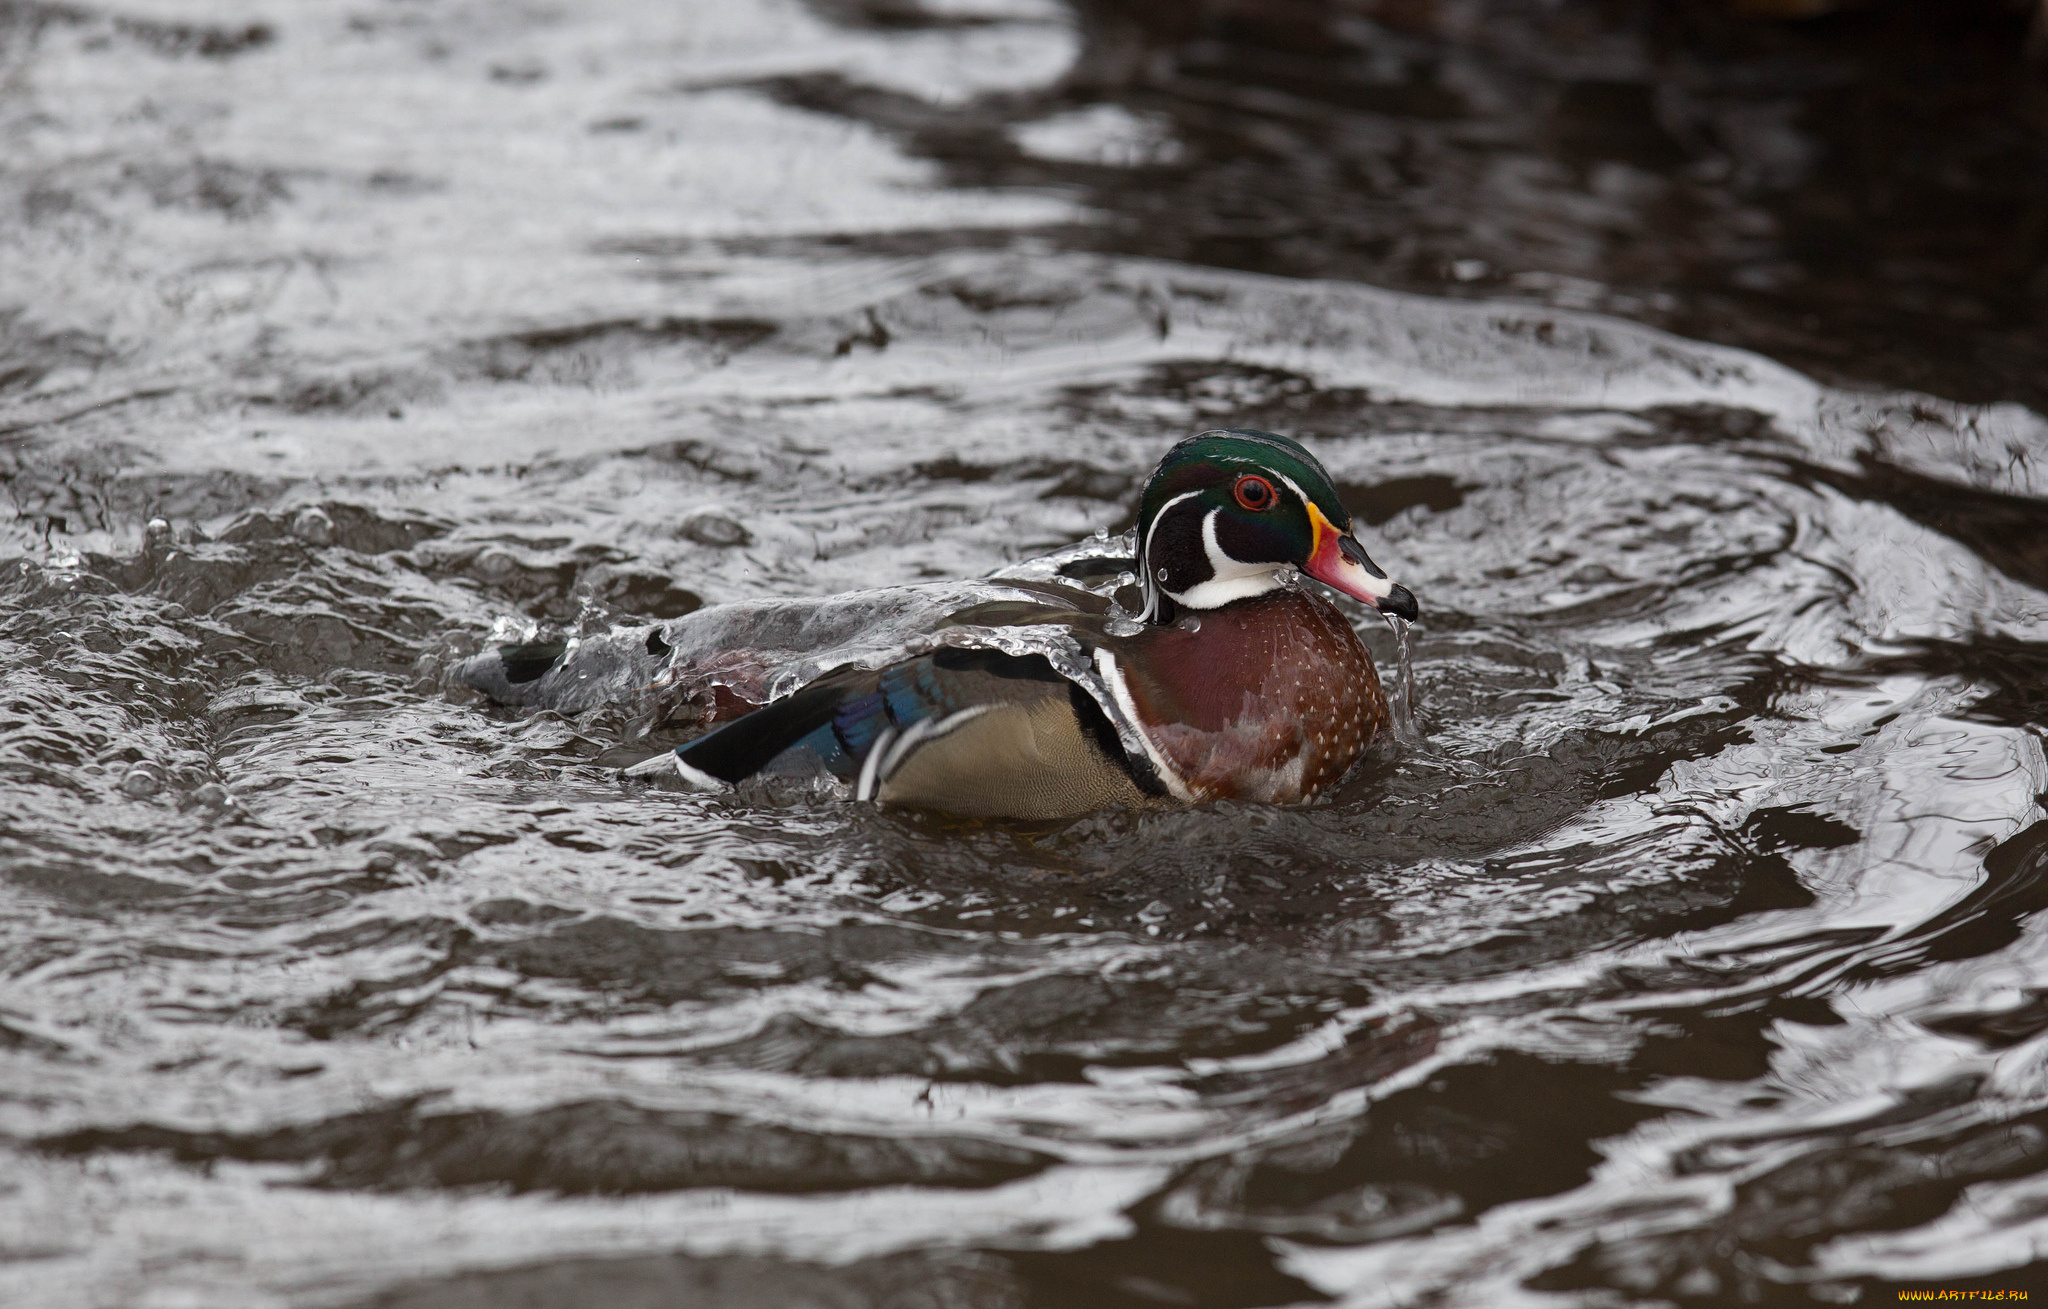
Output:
[10, 0, 2048, 418]
[892, 0, 2048, 407]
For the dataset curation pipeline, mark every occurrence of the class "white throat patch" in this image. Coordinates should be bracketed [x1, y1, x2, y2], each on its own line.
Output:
[1161, 508, 1288, 611]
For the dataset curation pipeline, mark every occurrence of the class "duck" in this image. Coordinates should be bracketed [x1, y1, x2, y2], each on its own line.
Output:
[617, 429, 1419, 819]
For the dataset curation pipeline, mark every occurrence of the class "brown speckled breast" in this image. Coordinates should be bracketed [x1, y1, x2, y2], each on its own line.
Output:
[1113, 587, 1386, 803]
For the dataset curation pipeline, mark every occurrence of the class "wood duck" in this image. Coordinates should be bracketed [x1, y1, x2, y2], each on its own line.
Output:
[624, 429, 1419, 819]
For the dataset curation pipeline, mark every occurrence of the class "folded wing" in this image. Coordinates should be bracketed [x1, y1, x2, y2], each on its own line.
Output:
[655, 647, 1162, 819]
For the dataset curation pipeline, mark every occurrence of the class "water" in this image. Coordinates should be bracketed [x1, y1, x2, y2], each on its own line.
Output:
[4, 1, 2048, 1305]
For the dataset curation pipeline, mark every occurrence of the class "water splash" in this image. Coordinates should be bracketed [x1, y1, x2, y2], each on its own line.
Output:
[1385, 615, 1424, 748]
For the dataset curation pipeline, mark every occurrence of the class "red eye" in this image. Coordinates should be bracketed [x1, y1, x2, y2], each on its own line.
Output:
[1233, 474, 1276, 511]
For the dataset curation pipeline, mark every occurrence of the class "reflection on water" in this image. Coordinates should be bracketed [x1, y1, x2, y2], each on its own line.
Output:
[4, 0, 2048, 1304]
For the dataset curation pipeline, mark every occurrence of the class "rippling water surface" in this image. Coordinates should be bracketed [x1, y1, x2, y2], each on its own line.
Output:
[6, 2, 2048, 1305]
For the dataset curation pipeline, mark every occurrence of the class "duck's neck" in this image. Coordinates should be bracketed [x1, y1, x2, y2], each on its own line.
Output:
[1144, 579, 1308, 631]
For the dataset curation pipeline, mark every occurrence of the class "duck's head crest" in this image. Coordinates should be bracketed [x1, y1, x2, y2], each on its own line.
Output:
[1134, 429, 1419, 622]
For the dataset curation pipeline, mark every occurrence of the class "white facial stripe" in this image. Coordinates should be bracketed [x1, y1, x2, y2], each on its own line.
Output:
[1147, 489, 1205, 532]
[1139, 489, 1207, 620]
[1202, 508, 1247, 579]
[1270, 471, 1314, 511]
[1162, 507, 1285, 609]
[1151, 476, 1403, 612]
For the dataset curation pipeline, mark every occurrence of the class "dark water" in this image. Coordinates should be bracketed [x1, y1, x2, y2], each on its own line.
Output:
[5, 2, 2048, 1305]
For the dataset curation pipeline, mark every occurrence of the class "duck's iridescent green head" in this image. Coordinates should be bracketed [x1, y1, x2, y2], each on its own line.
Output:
[1134, 429, 1419, 622]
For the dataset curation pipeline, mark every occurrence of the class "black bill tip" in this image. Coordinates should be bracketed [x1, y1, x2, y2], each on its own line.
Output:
[1375, 584, 1419, 622]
